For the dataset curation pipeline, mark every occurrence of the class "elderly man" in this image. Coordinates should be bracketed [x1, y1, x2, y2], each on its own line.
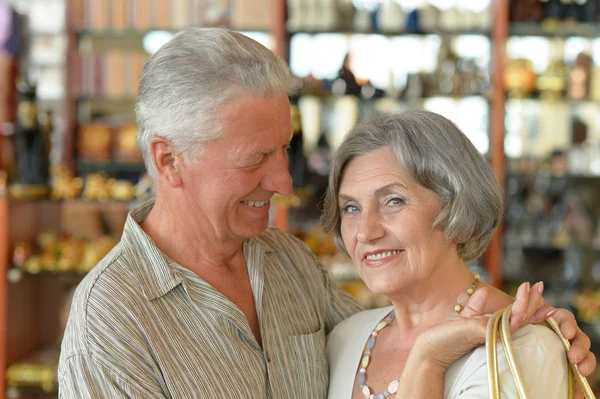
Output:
[58, 28, 595, 398]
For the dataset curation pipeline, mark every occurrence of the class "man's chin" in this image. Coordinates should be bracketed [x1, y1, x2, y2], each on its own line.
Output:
[237, 219, 270, 239]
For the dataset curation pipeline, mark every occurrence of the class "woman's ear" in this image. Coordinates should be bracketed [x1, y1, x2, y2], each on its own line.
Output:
[149, 136, 183, 188]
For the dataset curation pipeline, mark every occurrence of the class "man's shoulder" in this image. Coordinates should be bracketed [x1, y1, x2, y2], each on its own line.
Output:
[257, 227, 307, 251]
[61, 242, 146, 352]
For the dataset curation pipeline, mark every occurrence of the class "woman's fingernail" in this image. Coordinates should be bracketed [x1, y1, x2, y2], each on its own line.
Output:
[525, 282, 531, 293]
[547, 308, 557, 317]
[537, 281, 544, 293]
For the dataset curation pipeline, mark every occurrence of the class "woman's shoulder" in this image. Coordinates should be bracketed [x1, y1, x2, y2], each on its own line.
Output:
[327, 307, 394, 399]
[445, 324, 569, 398]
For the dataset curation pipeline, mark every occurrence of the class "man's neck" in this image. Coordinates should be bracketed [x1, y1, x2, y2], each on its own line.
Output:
[140, 195, 246, 274]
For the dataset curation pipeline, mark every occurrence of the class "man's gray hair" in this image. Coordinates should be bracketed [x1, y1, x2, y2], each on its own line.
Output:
[321, 110, 503, 262]
[136, 27, 291, 179]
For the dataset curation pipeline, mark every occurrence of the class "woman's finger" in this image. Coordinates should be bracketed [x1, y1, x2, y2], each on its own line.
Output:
[509, 282, 531, 332]
[459, 287, 488, 318]
[529, 305, 557, 324]
[522, 281, 546, 325]
[553, 308, 578, 340]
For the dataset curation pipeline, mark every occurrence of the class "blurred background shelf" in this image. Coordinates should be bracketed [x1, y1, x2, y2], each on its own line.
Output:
[510, 22, 600, 37]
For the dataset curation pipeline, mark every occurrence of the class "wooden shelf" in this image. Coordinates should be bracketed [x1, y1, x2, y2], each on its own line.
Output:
[509, 22, 600, 38]
[77, 27, 270, 40]
[76, 160, 145, 174]
[287, 29, 491, 37]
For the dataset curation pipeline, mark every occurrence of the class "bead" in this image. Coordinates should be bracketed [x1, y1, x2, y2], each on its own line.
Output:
[362, 385, 371, 397]
[364, 349, 371, 356]
[358, 372, 366, 386]
[370, 395, 375, 399]
[375, 321, 388, 331]
[466, 287, 474, 295]
[454, 304, 461, 312]
[361, 354, 370, 368]
[359, 368, 366, 373]
[457, 291, 469, 306]
[367, 336, 376, 350]
[372, 331, 378, 337]
[375, 393, 385, 399]
[388, 380, 399, 393]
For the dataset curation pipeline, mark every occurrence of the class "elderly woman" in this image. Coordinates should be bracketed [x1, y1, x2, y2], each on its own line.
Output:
[324, 110, 575, 398]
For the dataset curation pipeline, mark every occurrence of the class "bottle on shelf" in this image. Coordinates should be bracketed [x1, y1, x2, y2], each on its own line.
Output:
[567, 52, 593, 101]
[375, 0, 405, 33]
[435, 41, 462, 96]
[331, 54, 362, 97]
[10, 79, 50, 198]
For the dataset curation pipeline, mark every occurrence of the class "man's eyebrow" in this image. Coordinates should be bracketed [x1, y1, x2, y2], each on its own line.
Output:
[253, 148, 275, 155]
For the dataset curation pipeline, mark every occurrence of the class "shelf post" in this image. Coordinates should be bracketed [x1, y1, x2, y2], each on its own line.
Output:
[486, 0, 509, 288]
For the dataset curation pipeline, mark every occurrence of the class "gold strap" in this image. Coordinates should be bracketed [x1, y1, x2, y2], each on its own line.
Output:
[544, 317, 595, 399]
[486, 309, 502, 398]
[486, 304, 596, 399]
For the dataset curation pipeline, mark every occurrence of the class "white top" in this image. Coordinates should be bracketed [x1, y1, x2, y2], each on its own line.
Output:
[327, 307, 569, 399]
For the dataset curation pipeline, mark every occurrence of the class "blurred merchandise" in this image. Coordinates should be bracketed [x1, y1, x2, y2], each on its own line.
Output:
[568, 52, 593, 101]
[78, 122, 144, 166]
[9, 79, 51, 199]
[50, 165, 83, 200]
[505, 59, 538, 98]
[78, 123, 112, 161]
[510, 0, 544, 22]
[12, 231, 118, 274]
[286, 1, 491, 33]
[6, 347, 59, 393]
[537, 60, 568, 100]
[574, 290, 600, 324]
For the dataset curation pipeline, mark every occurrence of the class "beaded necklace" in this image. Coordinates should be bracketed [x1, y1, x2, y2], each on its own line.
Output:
[357, 273, 481, 399]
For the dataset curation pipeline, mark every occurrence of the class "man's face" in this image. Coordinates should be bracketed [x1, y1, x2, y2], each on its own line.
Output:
[178, 92, 293, 242]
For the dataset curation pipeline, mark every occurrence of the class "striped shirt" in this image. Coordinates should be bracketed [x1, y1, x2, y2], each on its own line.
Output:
[58, 200, 361, 398]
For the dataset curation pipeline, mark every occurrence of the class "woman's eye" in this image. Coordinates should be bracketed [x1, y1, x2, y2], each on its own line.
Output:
[342, 205, 359, 214]
[386, 197, 405, 206]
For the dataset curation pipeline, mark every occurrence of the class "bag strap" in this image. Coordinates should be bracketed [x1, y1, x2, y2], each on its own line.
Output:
[544, 317, 595, 399]
[486, 304, 595, 399]
[486, 306, 530, 399]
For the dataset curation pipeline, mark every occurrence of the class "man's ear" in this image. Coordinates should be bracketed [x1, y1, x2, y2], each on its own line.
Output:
[149, 136, 183, 188]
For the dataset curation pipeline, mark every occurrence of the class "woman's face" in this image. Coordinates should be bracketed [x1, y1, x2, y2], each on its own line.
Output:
[338, 146, 457, 296]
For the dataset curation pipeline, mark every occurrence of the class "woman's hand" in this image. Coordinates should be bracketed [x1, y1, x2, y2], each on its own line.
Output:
[394, 288, 492, 399]
[408, 287, 491, 373]
[510, 281, 596, 380]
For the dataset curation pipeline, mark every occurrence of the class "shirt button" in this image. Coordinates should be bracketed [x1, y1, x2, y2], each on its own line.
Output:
[266, 352, 272, 362]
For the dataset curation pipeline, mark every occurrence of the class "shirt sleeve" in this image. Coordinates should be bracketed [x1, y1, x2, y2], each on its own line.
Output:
[59, 354, 168, 399]
[451, 326, 569, 398]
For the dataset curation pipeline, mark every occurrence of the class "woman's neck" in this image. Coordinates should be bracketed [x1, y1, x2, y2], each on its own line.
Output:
[388, 264, 479, 336]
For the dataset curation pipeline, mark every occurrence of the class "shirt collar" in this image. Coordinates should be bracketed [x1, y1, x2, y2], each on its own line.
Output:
[121, 199, 183, 301]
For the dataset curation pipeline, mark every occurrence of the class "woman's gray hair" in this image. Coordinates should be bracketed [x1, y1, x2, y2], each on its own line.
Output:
[136, 27, 291, 179]
[321, 110, 503, 261]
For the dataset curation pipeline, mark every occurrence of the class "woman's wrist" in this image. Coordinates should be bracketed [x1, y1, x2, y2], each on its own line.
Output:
[396, 351, 445, 398]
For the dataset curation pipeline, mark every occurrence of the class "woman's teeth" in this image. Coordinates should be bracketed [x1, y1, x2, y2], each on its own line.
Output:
[243, 200, 268, 207]
[365, 250, 402, 260]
